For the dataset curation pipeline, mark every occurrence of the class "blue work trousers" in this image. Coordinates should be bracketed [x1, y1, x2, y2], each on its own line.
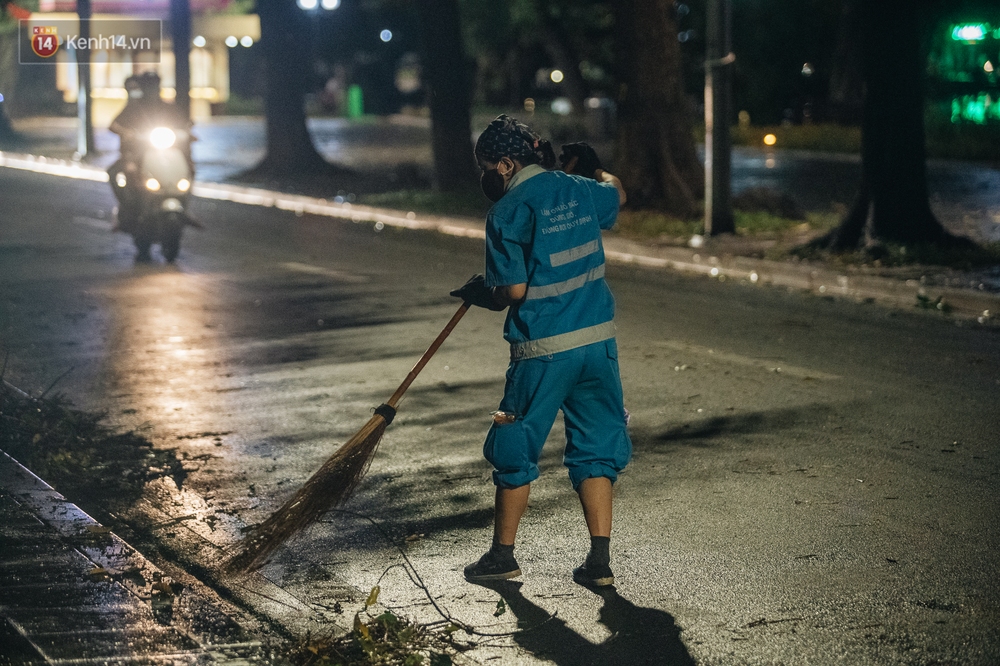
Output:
[484, 338, 632, 490]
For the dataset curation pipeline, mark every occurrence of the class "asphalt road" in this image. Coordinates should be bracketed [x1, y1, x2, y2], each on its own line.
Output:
[1, 167, 999, 665]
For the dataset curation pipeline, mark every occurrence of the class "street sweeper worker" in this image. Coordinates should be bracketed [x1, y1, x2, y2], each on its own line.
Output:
[451, 114, 631, 588]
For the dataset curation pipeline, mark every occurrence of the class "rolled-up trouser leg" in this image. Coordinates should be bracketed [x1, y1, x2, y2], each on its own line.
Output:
[561, 339, 632, 490]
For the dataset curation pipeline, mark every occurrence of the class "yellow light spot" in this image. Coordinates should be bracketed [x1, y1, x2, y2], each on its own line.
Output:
[550, 69, 564, 83]
[985, 61, 994, 73]
[763, 133, 777, 146]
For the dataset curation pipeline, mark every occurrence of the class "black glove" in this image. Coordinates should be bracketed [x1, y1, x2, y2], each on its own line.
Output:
[450, 274, 505, 311]
[559, 142, 603, 179]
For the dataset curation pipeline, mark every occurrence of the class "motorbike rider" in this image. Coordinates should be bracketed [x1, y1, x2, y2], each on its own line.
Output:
[108, 71, 192, 233]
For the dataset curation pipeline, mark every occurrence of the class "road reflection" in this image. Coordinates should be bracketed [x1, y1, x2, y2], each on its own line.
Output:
[104, 266, 223, 439]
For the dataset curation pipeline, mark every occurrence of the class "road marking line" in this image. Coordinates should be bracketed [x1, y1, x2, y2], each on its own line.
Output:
[654, 339, 841, 380]
[281, 261, 369, 283]
[72, 215, 113, 230]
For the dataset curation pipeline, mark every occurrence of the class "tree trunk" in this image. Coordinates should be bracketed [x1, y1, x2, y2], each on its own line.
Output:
[253, 0, 328, 175]
[612, 0, 703, 218]
[415, 0, 476, 192]
[533, 0, 588, 114]
[824, 0, 969, 249]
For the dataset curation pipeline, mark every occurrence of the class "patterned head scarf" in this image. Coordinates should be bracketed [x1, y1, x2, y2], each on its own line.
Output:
[474, 115, 540, 164]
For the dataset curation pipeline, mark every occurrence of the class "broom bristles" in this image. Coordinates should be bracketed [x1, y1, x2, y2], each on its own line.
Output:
[224, 413, 389, 574]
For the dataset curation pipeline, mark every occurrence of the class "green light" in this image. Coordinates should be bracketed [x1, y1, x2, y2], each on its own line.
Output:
[951, 24, 988, 42]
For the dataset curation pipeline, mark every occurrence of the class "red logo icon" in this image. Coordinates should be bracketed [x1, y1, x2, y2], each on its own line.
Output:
[31, 26, 59, 58]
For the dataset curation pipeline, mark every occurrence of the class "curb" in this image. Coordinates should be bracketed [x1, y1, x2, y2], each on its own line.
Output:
[2, 149, 997, 323]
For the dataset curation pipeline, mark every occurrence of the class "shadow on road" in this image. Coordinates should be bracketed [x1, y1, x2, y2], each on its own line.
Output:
[473, 580, 695, 666]
[637, 403, 837, 451]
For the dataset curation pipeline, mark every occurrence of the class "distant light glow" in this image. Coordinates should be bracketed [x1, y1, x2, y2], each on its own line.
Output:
[0, 93, 4, 103]
[225, 36, 238, 47]
[240, 36, 253, 47]
[801, 62, 814, 77]
[115, 172, 127, 187]
[763, 133, 777, 146]
[297, 0, 317, 9]
[380, 29, 392, 42]
[192, 35, 206, 48]
[985, 61, 995, 73]
[178, 178, 190, 192]
[951, 24, 987, 42]
[550, 98, 572, 115]
[550, 69, 564, 83]
[145, 178, 160, 191]
[320, 0, 339, 8]
[523, 98, 535, 112]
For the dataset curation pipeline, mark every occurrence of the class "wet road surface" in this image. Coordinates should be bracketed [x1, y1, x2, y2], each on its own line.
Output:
[1, 167, 999, 664]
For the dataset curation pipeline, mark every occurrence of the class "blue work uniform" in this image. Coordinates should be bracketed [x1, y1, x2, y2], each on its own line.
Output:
[483, 164, 632, 490]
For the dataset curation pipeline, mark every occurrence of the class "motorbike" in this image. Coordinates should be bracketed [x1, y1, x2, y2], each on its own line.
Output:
[112, 126, 197, 262]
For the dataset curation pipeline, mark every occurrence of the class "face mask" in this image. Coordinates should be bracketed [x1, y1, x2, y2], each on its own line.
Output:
[480, 168, 506, 202]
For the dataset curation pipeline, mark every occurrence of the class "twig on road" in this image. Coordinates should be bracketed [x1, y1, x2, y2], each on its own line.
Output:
[321, 509, 557, 639]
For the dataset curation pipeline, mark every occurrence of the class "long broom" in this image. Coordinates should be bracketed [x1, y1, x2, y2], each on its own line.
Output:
[225, 302, 470, 573]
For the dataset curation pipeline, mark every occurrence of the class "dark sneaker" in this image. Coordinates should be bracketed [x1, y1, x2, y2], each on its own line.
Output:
[573, 561, 614, 587]
[464, 548, 521, 581]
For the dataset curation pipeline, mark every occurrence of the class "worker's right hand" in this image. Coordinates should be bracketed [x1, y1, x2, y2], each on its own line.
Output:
[450, 274, 505, 311]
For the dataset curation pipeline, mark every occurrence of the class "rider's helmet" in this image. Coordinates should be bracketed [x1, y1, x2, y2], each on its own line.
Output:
[124, 71, 161, 99]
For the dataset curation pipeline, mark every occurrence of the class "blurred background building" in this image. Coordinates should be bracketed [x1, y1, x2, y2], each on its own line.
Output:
[21, 0, 258, 125]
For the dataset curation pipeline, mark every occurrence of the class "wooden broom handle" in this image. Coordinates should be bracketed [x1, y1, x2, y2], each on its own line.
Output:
[386, 302, 471, 409]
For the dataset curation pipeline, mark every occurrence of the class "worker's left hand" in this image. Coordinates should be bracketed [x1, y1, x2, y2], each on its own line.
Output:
[450, 274, 505, 311]
[559, 142, 603, 179]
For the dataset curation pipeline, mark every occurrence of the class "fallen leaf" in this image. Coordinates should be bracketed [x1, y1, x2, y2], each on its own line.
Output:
[405, 533, 425, 542]
[85, 525, 112, 534]
[87, 566, 108, 579]
[494, 598, 507, 617]
[354, 613, 371, 639]
[365, 585, 380, 608]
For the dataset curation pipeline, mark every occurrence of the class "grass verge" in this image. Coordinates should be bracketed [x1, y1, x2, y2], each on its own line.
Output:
[790, 240, 1000, 271]
[611, 208, 841, 244]
[359, 188, 490, 219]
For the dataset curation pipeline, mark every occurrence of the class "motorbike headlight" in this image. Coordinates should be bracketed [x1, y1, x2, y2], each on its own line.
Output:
[149, 127, 176, 150]
[177, 178, 191, 192]
[145, 178, 161, 191]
